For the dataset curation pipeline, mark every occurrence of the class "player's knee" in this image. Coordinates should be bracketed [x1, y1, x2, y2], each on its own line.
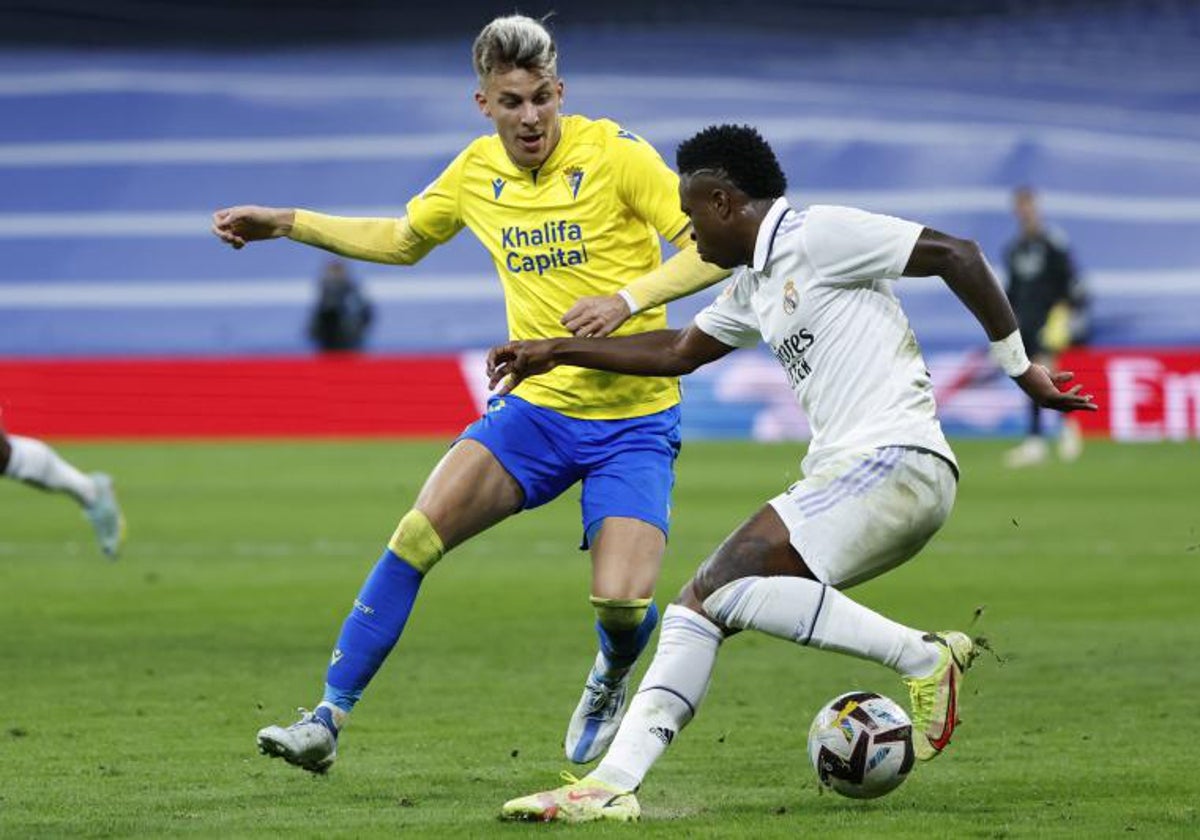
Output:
[590, 595, 652, 631]
[387, 509, 445, 574]
[691, 540, 759, 602]
[701, 577, 766, 630]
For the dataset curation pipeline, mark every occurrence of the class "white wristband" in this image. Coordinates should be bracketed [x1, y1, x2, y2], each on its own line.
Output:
[990, 329, 1032, 378]
[617, 288, 641, 315]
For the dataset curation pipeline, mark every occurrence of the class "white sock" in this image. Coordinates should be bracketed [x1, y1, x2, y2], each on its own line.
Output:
[589, 604, 723, 792]
[4, 435, 96, 506]
[704, 576, 939, 679]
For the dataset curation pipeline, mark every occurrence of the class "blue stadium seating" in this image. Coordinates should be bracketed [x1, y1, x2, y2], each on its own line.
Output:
[2, 4, 1198, 360]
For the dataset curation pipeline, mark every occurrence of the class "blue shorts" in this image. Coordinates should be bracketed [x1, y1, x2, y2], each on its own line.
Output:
[458, 395, 682, 546]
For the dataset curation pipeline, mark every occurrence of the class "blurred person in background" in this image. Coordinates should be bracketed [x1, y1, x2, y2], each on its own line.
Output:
[1003, 186, 1089, 467]
[212, 13, 729, 775]
[0, 426, 124, 558]
[308, 258, 373, 352]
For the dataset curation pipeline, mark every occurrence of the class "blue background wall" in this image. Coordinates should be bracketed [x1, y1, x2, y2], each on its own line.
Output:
[3, 1, 1198, 436]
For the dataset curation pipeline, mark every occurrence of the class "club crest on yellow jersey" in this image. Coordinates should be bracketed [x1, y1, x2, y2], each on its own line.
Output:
[563, 166, 584, 200]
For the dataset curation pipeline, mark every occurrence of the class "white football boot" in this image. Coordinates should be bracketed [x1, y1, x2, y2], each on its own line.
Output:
[257, 708, 338, 773]
[565, 654, 631, 764]
[84, 473, 125, 559]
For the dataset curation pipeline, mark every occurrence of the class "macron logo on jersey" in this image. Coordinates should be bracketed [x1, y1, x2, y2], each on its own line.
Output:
[492, 177, 506, 200]
[616, 129, 641, 142]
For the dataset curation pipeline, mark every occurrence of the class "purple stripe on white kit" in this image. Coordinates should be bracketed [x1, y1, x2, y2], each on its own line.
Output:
[804, 447, 903, 516]
[794, 447, 903, 518]
[790, 449, 885, 514]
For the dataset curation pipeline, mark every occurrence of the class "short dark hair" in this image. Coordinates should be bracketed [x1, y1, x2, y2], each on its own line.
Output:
[676, 124, 787, 199]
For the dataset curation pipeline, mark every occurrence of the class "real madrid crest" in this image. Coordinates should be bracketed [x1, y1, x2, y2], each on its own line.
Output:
[783, 279, 799, 314]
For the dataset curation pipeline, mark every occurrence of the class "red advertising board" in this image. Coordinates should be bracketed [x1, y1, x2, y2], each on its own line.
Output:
[1057, 348, 1200, 441]
[0, 355, 479, 438]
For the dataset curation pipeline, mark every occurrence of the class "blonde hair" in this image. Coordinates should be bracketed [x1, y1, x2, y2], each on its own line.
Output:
[472, 15, 558, 84]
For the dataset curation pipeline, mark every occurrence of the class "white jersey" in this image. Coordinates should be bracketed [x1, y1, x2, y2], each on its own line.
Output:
[694, 199, 956, 477]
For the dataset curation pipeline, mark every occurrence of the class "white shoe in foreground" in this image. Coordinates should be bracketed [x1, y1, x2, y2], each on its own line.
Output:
[84, 473, 125, 559]
[565, 665, 631, 764]
[501, 772, 640, 823]
[257, 708, 338, 773]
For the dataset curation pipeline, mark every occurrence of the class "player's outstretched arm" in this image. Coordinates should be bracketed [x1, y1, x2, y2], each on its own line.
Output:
[212, 206, 294, 249]
[487, 325, 734, 395]
[213, 207, 437, 265]
[561, 244, 730, 338]
[905, 228, 1096, 414]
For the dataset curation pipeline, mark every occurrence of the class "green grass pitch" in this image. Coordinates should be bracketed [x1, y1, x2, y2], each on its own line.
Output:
[1, 439, 1197, 837]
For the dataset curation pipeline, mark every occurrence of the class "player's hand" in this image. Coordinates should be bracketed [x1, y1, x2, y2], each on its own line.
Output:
[211, 205, 294, 249]
[487, 340, 559, 395]
[561, 294, 631, 337]
[1014, 365, 1097, 412]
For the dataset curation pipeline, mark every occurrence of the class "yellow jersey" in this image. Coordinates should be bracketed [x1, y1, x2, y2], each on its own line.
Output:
[406, 114, 688, 419]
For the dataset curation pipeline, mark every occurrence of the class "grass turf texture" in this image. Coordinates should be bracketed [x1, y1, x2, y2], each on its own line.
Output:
[1, 439, 1197, 838]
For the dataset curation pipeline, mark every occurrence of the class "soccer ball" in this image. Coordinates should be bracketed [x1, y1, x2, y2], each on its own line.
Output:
[807, 691, 914, 799]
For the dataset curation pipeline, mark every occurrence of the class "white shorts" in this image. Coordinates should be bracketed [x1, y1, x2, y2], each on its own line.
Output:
[767, 446, 957, 588]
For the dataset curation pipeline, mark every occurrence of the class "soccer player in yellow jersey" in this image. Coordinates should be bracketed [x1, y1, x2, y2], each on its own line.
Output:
[211, 14, 727, 774]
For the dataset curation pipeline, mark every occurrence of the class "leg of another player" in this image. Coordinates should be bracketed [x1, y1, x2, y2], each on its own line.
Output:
[502, 503, 968, 816]
[260, 440, 523, 770]
[0, 430, 124, 558]
[564, 517, 664, 763]
[321, 439, 523, 720]
[1005, 348, 1052, 468]
[589, 506, 942, 792]
[1, 430, 98, 506]
[1049, 353, 1084, 462]
[589, 517, 664, 683]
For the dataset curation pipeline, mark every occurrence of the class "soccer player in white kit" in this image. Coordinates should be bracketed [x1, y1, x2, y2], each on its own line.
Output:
[1, 427, 124, 558]
[489, 124, 1097, 823]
